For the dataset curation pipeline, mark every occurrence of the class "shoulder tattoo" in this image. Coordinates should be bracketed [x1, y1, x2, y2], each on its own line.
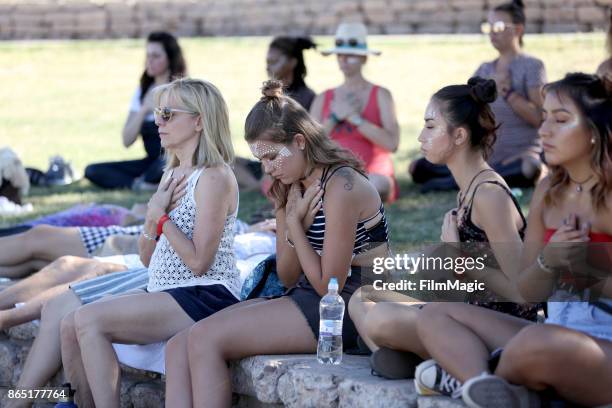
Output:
[335, 167, 354, 191]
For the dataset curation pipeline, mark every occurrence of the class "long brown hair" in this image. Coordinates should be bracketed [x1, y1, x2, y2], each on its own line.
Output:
[140, 32, 187, 102]
[244, 80, 364, 208]
[543, 73, 612, 211]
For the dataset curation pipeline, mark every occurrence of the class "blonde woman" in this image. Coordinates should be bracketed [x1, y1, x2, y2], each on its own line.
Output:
[59, 78, 240, 407]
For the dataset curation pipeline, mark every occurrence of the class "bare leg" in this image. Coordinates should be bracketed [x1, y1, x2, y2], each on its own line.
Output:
[73, 292, 194, 407]
[165, 329, 192, 408]
[61, 311, 94, 408]
[5, 291, 83, 408]
[60, 290, 144, 408]
[0, 256, 124, 310]
[365, 302, 430, 358]
[0, 259, 48, 280]
[496, 324, 612, 406]
[0, 295, 54, 330]
[348, 286, 379, 351]
[416, 303, 531, 381]
[0, 226, 87, 275]
[184, 297, 317, 408]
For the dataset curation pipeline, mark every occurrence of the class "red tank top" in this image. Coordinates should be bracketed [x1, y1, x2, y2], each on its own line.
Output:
[322, 85, 399, 202]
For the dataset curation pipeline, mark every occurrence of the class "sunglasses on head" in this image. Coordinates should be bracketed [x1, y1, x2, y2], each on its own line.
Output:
[480, 21, 515, 34]
[153, 106, 197, 123]
[335, 38, 361, 47]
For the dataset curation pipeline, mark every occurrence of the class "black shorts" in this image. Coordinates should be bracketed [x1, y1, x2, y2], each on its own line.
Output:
[164, 284, 239, 322]
[284, 266, 363, 350]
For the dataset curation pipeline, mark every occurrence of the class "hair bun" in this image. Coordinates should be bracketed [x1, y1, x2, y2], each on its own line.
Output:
[467, 76, 497, 104]
[261, 79, 284, 99]
[295, 36, 317, 51]
[513, 0, 525, 9]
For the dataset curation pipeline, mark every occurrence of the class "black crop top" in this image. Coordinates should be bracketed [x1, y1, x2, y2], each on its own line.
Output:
[305, 166, 389, 255]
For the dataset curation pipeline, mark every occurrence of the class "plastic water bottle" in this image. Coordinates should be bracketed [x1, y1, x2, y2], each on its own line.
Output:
[317, 278, 344, 365]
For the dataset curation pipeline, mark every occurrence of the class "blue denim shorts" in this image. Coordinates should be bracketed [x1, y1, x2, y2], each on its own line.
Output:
[546, 298, 612, 342]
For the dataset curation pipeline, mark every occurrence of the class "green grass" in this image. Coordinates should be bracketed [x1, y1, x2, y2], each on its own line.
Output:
[0, 34, 604, 243]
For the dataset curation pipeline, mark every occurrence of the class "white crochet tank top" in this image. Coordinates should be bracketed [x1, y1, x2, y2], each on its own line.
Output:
[147, 167, 240, 298]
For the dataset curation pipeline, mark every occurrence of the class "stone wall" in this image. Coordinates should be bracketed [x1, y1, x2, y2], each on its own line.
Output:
[0, 0, 610, 40]
[0, 321, 465, 408]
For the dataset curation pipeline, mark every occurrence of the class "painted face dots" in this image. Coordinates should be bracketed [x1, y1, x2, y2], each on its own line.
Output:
[249, 141, 293, 173]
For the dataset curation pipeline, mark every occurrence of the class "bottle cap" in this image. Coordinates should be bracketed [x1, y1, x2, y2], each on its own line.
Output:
[328, 277, 339, 290]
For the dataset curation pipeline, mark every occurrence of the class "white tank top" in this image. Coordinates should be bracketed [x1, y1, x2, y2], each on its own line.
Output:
[147, 167, 241, 299]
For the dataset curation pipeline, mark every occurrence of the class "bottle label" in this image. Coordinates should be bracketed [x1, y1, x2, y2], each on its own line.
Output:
[319, 319, 342, 336]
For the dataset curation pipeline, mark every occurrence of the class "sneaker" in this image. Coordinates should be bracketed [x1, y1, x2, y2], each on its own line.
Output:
[462, 374, 541, 408]
[46, 156, 75, 186]
[414, 359, 462, 398]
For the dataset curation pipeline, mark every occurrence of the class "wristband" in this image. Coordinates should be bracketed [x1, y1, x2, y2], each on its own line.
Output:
[503, 88, 514, 101]
[156, 214, 170, 239]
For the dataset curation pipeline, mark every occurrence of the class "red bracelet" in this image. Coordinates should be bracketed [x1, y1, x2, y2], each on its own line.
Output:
[156, 214, 170, 239]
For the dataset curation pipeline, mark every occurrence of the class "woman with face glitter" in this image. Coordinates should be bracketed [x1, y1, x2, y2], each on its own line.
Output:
[415, 73, 612, 407]
[234, 36, 317, 192]
[349, 77, 538, 388]
[84, 32, 187, 191]
[310, 22, 400, 203]
[163, 79, 391, 407]
[410, 0, 547, 193]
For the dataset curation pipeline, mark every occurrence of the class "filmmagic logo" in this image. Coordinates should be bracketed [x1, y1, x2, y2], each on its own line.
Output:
[372, 279, 486, 293]
[372, 253, 487, 275]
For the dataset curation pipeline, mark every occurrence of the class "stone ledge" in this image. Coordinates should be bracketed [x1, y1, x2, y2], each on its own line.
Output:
[2, 322, 461, 407]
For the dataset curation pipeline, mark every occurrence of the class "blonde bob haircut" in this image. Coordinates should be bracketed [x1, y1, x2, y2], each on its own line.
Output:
[155, 78, 234, 169]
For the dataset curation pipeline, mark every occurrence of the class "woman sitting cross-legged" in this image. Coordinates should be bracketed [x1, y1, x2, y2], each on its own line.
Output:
[59, 78, 240, 408]
[415, 73, 612, 407]
[349, 77, 540, 383]
[163, 79, 391, 408]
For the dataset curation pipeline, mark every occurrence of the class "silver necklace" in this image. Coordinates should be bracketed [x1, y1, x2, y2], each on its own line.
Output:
[569, 175, 593, 193]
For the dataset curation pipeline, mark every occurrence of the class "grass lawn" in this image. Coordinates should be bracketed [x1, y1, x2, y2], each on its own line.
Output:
[0, 33, 605, 244]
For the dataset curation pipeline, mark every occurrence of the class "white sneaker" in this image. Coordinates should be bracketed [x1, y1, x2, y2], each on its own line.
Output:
[462, 374, 541, 408]
[414, 359, 463, 398]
